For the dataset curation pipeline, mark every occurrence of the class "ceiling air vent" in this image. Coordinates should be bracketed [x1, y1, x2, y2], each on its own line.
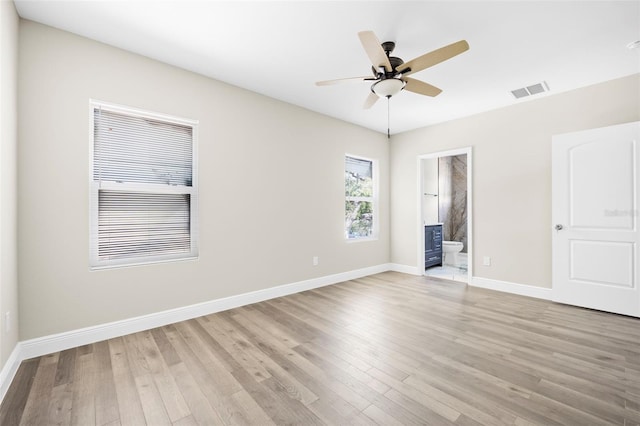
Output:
[511, 81, 550, 99]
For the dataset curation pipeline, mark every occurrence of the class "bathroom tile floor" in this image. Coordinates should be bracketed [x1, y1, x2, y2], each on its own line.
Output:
[425, 253, 468, 283]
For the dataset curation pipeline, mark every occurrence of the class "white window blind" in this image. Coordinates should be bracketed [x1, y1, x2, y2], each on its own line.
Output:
[93, 109, 193, 185]
[90, 102, 198, 268]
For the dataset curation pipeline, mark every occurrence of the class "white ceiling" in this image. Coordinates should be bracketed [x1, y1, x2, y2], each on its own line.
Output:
[13, 0, 640, 135]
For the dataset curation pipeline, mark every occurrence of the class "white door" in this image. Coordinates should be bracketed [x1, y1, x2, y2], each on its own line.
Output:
[552, 121, 640, 317]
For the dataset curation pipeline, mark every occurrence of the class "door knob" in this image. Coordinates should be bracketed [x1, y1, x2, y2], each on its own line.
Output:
[555, 224, 564, 231]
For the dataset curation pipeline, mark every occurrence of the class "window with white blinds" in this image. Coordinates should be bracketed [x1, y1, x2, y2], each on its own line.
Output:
[90, 101, 198, 268]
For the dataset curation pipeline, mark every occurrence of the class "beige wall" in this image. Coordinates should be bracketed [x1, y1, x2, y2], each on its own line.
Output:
[18, 21, 389, 340]
[13, 17, 640, 343]
[391, 74, 640, 287]
[0, 0, 20, 366]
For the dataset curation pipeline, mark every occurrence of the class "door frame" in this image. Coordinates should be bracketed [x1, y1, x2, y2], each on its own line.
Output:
[417, 147, 473, 280]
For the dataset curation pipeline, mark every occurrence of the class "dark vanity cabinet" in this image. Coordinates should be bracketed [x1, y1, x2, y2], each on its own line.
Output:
[425, 224, 443, 269]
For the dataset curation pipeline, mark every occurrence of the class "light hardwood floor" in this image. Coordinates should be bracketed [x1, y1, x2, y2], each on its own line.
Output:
[1, 272, 639, 425]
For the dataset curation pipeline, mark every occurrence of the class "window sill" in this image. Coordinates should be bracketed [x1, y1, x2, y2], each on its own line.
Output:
[90, 255, 199, 271]
[345, 236, 379, 243]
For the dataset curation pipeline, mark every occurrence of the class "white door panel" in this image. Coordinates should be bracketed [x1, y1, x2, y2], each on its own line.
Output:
[552, 121, 640, 317]
[569, 138, 635, 230]
[570, 240, 633, 287]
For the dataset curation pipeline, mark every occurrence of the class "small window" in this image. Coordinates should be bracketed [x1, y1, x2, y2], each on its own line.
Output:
[90, 101, 198, 268]
[345, 155, 377, 240]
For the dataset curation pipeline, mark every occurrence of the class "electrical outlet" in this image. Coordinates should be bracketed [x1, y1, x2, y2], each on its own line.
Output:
[5, 311, 10, 333]
[312, 256, 319, 266]
[483, 256, 491, 266]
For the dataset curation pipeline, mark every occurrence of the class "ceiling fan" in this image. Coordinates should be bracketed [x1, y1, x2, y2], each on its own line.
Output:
[316, 31, 469, 109]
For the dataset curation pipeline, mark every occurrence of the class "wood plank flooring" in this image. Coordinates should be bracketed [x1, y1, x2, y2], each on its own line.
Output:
[1, 272, 640, 425]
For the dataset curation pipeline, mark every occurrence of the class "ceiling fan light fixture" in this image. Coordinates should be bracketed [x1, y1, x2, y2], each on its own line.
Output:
[372, 78, 406, 98]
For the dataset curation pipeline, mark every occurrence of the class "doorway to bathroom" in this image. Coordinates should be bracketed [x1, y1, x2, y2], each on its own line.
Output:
[418, 147, 472, 283]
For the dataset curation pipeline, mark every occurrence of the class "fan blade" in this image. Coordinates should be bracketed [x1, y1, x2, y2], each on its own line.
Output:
[358, 31, 392, 73]
[316, 76, 375, 86]
[363, 92, 379, 109]
[404, 78, 442, 97]
[397, 40, 469, 76]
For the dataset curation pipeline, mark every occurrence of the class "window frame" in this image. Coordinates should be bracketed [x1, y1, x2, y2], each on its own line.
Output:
[344, 153, 379, 241]
[89, 100, 199, 269]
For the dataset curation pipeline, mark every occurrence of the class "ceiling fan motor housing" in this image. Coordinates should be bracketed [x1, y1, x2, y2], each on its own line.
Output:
[388, 57, 405, 74]
[373, 56, 405, 78]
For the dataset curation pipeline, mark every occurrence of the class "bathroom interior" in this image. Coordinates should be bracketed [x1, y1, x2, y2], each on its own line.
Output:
[422, 153, 468, 282]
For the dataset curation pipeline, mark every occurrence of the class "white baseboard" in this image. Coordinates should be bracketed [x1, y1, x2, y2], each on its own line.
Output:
[388, 265, 551, 300]
[470, 276, 552, 300]
[389, 263, 422, 276]
[0, 344, 22, 403]
[19, 263, 391, 361]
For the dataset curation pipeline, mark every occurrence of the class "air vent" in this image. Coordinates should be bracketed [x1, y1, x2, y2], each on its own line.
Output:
[511, 88, 529, 99]
[511, 81, 550, 99]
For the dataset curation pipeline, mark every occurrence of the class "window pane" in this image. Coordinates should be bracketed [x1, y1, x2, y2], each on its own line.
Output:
[98, 191, 191, 261]
[346, 200, 373, 239]
[345, 156, 372, 197]
[94, 109, 193, 186]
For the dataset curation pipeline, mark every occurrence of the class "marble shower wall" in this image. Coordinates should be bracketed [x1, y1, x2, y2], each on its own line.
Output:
[438, 154, 467, 252]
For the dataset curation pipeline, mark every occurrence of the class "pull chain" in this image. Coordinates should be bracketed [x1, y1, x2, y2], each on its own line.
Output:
[387, 96, 391, 139]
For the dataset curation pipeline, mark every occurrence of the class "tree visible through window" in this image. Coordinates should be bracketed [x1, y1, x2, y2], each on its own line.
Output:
[345, 155, 375, 239]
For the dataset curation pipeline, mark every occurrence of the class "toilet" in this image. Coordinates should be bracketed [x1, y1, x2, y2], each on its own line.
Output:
[442, 241, 463, 266]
